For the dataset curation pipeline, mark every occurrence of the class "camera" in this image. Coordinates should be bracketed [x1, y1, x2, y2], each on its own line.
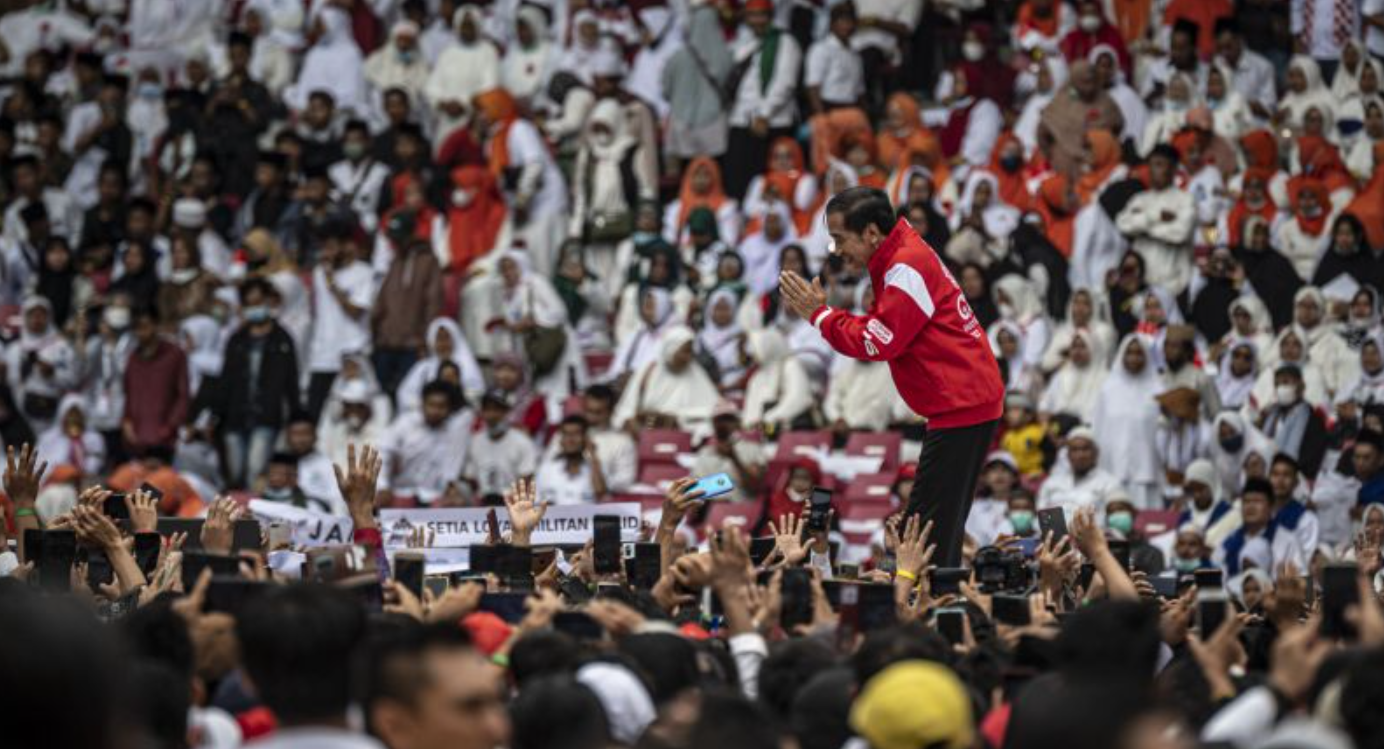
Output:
[972, 546, 1031, 593]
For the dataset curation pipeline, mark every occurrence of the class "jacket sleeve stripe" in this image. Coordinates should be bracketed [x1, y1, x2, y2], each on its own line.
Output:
[883, 263, 935, 318]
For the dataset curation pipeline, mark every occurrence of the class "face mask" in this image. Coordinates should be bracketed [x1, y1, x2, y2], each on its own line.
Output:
[1301, 204, 1323, 219]
[487, 424, 508, 439]
[397, 49, 418, 65]
[632, 231, 659, 245]
[1165, 99, 1189, 113]
[137, 82, 163, 100]
[170, 268, 198, 284]
[1219, 433, 1245, 453]
[591, 130, 614, 147]
[1107, 511, 1134, 535]
[1173, 556, 1201, 572]
[263, 486, 293, 501]
[104, 306, 131, 330]
[999, 154, 1023, 173]
[998, 302, 1016, 319]
[1008, 509, 1035, 535]
[243, 306, 272, 324]
[345, 414, 366, 431]
[1276, 384, 1299, 405]
[1079, 14, 1101, 32]
[343, 141, 368, 160]
[962, 41, 985, 62]
[451, 188, 475, 208]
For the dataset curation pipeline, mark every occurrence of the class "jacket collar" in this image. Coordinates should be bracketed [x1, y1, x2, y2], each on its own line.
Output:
[867, 219, 913, 280]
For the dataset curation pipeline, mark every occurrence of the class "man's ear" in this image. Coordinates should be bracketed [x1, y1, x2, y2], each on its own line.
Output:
[370, 701, 415, 749]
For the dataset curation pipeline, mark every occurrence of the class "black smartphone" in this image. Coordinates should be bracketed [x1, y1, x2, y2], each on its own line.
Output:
[992, 594, 1032, 626]
[181, 551, 242, 591]
[206, 578, 271, 616]
[469, 545, 498, 574]
[749, 537, 777, 565]
[780, 567, 815, 630]
[1078, 562, 1096, 590]
[1036, 508, 1067, 544]
[232, 519, 263, 552]
[806, 487, 833, 532]
[1107, 539, 1131, 571]
[936, 608, 967, 645]
[38, 529, 77, 592]
[558, 575, 593, 603]
[929, 567, 968, 596]
[1320, 562, 1360, 639]
[133, 532, 162, 576]
[1194, 568, 1224, 590]
[625, 543, 661, 589]
[341, 574, 384, 613]
[1197, 589, 1230, 637]
[423, 576, 449, 599]
[394, 553, 426, 600]
[553, 611, 605, 641]
[497, 544, 534, 585]
[157, 518, 206, 548]
[480, 592, 530, 624]
[139, 482, 165, 505]
[857, 583, 897, 632]
[101, 493, 129, 522]
[1150, 575, 1179, 599]
[593, 516, 622, 575]
[22, 528, 43, 565]
[85, 548, 114, 589]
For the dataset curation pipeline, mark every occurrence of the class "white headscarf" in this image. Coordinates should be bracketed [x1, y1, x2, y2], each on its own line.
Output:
[698, 287, 744, 385]
[613, 325, 720, 428]
[1210, 410, 1274, 499]
[739, 201, 798, 295]
[1215, 339, 1258, 410]
[1093, 335, 1164, 485]
[500, 5, 556, 102]
[957, 171, 1021, 239]
[290, 7, 365, 113]
[1039, 329, 1108, 420]
[1282, 55, 1335, 133]
[180, 314, 225, 394]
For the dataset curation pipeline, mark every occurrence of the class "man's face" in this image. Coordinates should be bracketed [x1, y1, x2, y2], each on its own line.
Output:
[1269, 461, 1297, 499]
[134, 316, 158, 346]
[826, 211, 882, 268]
[1241, 493, 1270, 526]
[1216, 31, 1241, 62]
[713, 415, 738, 440]
[746, 9, 771, 36]
[583, 396, 611, 428]
[1295, 297, 1323, 329]
[385, 93, 410, 124]
[380, 649, 511, 749]
[480, 403, 507, 428]
[423, 393, 453, 428]
[1148, 155, 1174, 189]
[1067, 438, 1097, 473]
[1164, 339, 1188, 369]
[1354, 444, 1381, 480]
[24, 306, 49, 334]
[1170, 31, 1196, 68]
[287, 422, 316, 455]
[558, 423, 585, 457]
[266, 462, 296, 490]
[1187, 481, 1213, 509]
[1174, 530, 1205, 561]
[1071, 66, 1098, 100]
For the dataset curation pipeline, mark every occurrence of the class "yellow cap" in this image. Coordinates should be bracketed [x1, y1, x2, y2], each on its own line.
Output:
[848, 661, 974, 749]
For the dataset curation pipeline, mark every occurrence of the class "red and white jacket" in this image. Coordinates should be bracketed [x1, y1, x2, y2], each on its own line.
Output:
[812, 219, 1004, 429]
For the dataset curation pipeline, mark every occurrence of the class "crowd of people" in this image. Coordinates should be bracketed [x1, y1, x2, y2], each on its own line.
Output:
[3, 0, 1384, 747]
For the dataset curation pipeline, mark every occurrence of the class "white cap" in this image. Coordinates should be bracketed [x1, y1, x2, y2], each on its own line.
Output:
[1066, 425, 1096, 444]
[338, 379, 373, 405]
[172, 198, 207, 229]
[590, 48, 625, 78]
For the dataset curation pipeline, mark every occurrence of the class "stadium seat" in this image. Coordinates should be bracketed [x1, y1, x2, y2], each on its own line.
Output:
[844, 433, 903, 471]
[1136, 510, 1182, 538]
[636, 429, 692, 465]
[838, 499, 894, 521]
[706, 501, 757, 530]
[774, 430, 832, 460]
[637, 463, 687, 488]
[840, 471, 898, 503]
[583, 350, 615, 379]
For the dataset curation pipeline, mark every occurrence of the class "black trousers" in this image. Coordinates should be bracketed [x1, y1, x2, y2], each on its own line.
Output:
[904, 418, 999, 567]
[722, 125, 795, 200]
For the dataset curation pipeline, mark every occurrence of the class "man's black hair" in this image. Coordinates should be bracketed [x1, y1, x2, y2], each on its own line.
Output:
[561, 414, 590, 430]
[509, 630, 583, 689]
[240, 276, 276, 306]
[1270, 452, 1300, 474]
[235, 583, 366, 724]
[758, 638, 838, 720]
[1357, 429, 1384, 452]
[510, 676, 610, 749]
[1214, 17, 1239, 37]
[422, 379, 461, 405]
[1274, 363, 1304, 381]
[269, 451, 299, 468]
[1148, 143, 1181, 168]
[10, 153, 39, 171]
[361, 621, 475, 730]
[851, 621, 951, 685]
[120, 599, 195, 679]
[307, 89, 336, 107]
[129, 197, 159, 215]
[829, 1, 856, 21]
[125, 661, 191, 749]
[19, 202, 48, 226]
[585, 383, 616, 405]
[344, 119, 372, 137]
[824, 186, 896, 236]
[287, 410, 316, 428]
[687, 691, 782, 749]
[1241, 477, 1273, 501]
[228, 30, 253, 48]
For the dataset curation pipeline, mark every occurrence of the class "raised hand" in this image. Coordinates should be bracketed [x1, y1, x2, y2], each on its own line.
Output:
[659, 477, 704, 531]
[4, 444, 48, 508]
[894, 515, 936, 579]
[334, 444, 383, 529]
[767, 513, 808, 567]
[127, 489, 160, 534]
[502, 478, 548, 547]
[1070, 507, 1108, 560]
[201, 497, 241, 554]
[73, 505, 123, 551]
[710, 526, 753, 593]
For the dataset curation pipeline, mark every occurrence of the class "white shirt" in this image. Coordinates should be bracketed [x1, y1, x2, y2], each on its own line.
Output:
[535, 454, 599, 506]
[1218, 49, 1278, 112]
[0, 9, 93, 78]
[327, 158, 391, 233]
[805, 34, 863, 105]
[464, 426, 538, 498]
[1036, 467, 1124, 518]
[850, 0, 923, 63]
[380, 410, 474, 500]
[590, 426, 637, 493]
[296, 450, 347, 516]
[244, 727, 386, 749]
[729, 30, 802, 128]
[1367, 0, 1384, 57]
[308, 261, 375, 373]
[1115, 185, 1197, 294]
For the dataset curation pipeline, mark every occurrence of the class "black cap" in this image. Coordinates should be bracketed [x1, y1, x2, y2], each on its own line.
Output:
[1214, 17, 1239, 37]
[386, 211, 417, 243]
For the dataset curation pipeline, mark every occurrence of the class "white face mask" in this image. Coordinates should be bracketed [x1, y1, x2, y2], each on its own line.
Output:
[962, 41, 985, 62]
[170, 268, 198, 284]
[1079, 14, 1102, 32]
[1276, 384, 1299, 405]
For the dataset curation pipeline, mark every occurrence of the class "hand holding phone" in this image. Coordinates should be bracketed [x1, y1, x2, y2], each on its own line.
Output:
[689, 473, 736, 501]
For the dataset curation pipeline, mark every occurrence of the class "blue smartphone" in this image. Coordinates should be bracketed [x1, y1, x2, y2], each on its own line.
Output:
[689, 473, 735, 501]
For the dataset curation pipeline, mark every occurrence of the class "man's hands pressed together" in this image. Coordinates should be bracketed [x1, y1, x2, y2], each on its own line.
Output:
[778, 270, 828, 321]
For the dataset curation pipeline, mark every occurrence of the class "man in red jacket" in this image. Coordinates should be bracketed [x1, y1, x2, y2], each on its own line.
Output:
[780, 187, 1004, 565]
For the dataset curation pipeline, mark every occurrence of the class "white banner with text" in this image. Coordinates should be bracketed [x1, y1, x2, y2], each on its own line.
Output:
[378, 503, 642, 548]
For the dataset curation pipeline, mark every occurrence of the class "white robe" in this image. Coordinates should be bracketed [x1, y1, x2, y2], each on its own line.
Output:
[1092, 337, 1164, 493]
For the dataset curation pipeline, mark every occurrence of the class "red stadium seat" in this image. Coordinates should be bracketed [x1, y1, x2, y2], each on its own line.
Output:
[584, 350, 615, 379]
[840, 472, 898, 503]
[1136, 510, 1182, 537]
[637, 463, 687, 488]
[706, 501, 758, 530]
[839, 500, 894, 521]
[844, 432, 903, 471]
[637, 429, 692, 465]
[774, 430, 832, 460]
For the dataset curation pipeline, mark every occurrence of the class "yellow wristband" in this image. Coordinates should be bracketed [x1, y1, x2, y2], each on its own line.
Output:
[896, 569, 919, 583]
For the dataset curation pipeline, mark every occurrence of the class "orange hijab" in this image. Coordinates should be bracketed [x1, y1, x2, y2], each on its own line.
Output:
[1346, 142, 1384, 250]
[1037, 174, 1076, 257]
[1016, 0, 1062, 38]
[1288, 178, 1332, 237]
[1075, 128, 1120, 206]
[675, 157, 729, 236]
[988, 133, 1033, 212]
[446, 165, 507, 273]
[1295, 135, 1357, 195]
[1240, 129, 1279, 172]
[757, 137, 818, 235]
[878, 92, 943, 170]
[1226, 167, 1277, 247]
[476, 89, 520, 178]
